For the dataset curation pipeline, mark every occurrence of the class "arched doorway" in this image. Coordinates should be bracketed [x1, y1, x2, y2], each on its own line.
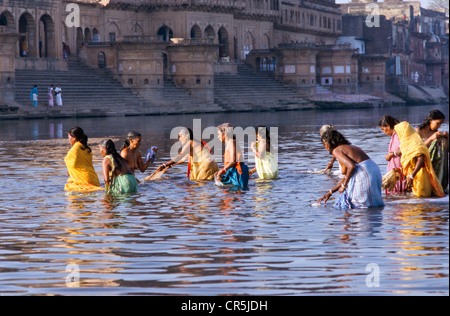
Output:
[0, 10, 14, 30]
[132, 23, 144, 36]
[218, 27, 229, 59]
[255, 57, 261, 71]
[84, 28, 91, 43]
[262, 34, 270, 49]
[19, 13, 36, 57]
[39, 14, 56, 58]
[190, 24, 202, 41]
[261, 57, 268, 71]
[108, 22, 120, 42]
[243, 31, 254, 60]
[98, 52, 106, 68]
[269, 57, 277, 71]
[92, 28, 100, 42]
[205, 25, 215, 43]
[157, 25, 173, 42]
[76, 27, 83, 53]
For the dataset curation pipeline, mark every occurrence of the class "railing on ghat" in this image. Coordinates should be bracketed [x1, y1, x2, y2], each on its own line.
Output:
[109, 0, 246, 9]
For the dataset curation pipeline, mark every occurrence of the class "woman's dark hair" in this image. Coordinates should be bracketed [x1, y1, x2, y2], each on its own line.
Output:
[121, 131, 142, 151]
[378, 115, 400, 129]
[321, 129, 351, 154]
[418, 110, 445, 130]
[256, 125, 271, 147]
[184, 128, 195, 142]
[68, 126, 91, 153]
[101, 139, 124, 171]
[180, 128, 205, 157]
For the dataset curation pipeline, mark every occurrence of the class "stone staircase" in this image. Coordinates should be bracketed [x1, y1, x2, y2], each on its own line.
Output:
[214, 64, 312, 112]
[14, 57, 151, 117]
[161, 75, 224, 113]
[14, 57, 224, 118]
[12, 58, 313, 119]
[315, 84, 332, 95]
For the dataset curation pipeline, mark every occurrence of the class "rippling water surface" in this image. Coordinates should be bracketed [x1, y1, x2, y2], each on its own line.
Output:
[0, 105, 448, 295]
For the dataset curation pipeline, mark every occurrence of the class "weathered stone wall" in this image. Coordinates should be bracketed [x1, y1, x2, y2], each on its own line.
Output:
[317, 47, 358, 94]
[359, 56, 387, 95]
[167, 42, 217, 102]
[276, 46, 319, 97]
[0, 32, 21, 102]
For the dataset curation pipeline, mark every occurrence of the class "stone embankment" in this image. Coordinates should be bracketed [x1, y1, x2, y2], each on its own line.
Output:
[2, 59, 447, 121]
[2, 59, 315, 120]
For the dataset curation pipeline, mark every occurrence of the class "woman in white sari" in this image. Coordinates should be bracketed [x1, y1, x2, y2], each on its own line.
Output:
[54, 84, 62, 106]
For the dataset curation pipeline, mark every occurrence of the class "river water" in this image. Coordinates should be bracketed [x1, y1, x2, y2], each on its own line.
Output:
[0, 105, 448, 296]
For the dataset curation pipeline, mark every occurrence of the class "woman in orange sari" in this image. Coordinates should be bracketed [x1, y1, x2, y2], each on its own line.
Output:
[394, 121, 444, 198]
[64, 127, 103, 193]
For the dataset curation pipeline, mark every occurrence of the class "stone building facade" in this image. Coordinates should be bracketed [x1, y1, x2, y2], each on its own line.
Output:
[340, 0, 449, 98]
[1, 0, 356, 105]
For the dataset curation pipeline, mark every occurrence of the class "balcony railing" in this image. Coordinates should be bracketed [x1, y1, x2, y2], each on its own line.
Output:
[109, 0, 246, 9]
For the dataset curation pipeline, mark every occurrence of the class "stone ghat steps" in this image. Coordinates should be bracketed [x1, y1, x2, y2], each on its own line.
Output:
[14, 58, 222, 115]
[214, 64, 310, 111]
[14, 62, 146, 112]
[13, 59, 311, 117]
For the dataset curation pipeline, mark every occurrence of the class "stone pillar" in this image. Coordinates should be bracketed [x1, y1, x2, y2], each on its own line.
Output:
[0, 31, 22, 103]
[277, 45, 319, 97]
[167, 41, 218, 102]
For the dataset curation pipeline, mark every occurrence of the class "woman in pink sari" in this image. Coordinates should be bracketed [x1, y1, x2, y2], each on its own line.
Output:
[48, 84, 54, 107]
[379, 115, 403, 193]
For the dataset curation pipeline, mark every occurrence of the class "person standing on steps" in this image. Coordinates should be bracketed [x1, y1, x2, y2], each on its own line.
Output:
[55, 84, 63, 106]
[30, 85, 38, 107]
[48, 84, 55, 107]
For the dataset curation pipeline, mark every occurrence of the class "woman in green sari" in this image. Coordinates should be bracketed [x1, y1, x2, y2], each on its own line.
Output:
[99, 139, 138, 195]
[416, 110, 449, 192]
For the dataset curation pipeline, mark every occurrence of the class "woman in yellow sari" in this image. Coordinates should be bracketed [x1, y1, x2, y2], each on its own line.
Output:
[64, 127, 103, 193]
[394, 121, 444, 198]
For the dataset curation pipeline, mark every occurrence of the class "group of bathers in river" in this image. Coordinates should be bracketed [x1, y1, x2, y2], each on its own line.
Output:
[64, 123, 278, 195]
[64, 110, 448, 209]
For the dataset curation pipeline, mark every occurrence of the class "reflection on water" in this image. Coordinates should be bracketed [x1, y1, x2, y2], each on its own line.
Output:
[0, 105, 448, 295]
